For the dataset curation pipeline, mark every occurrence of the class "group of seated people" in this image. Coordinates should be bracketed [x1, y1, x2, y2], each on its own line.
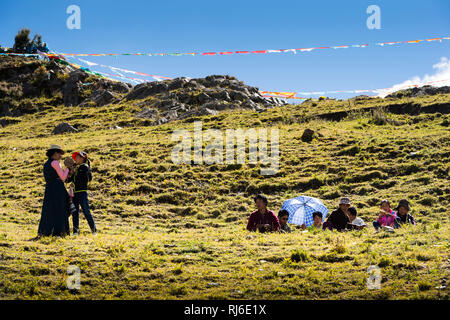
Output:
[246, 194, 416, 233]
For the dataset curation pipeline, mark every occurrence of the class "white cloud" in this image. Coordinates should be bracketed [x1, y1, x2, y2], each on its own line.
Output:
[376, 57, 450, 97]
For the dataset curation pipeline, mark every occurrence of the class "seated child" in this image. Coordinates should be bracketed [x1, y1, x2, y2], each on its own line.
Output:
[301, 211, 323, 231]
[311, 211, 323, 230]
[347, 207, 366, 230]
[278, 210, 291, 233]
[373, 199, 397, 230]
[394, 199, 416, 227]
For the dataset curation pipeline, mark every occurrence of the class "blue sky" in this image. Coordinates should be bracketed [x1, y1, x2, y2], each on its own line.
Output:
[1, 0, 449, 98]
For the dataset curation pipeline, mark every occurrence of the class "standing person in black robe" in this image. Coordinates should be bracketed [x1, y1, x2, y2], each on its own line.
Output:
[37, 144, 71, 237]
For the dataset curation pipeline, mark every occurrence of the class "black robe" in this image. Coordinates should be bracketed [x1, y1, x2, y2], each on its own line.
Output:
[37, 158, 70, 236]
[326, 208, 350, 231]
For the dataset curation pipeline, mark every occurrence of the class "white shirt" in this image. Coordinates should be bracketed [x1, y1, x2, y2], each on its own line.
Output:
[350, 217, 366, 226]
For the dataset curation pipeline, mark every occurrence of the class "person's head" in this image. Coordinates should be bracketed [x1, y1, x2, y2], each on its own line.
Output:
[339, 197, 351, 211]
[254, 194, 268, 212]
[46, 144, 65, 160]
[72, 151, 88, 165]
[348, 207, 357, 220]
[380, 199, 391, 212]
[312, 211, 323, 226]
[396, 199, 410, 216]
[278, 210, 289, 226]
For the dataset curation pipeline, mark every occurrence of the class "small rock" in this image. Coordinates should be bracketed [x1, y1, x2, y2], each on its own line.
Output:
[207, 282, 220, 287]
[301, 128, 315, 142]
[135, 108, 158, 119]
[52, 122, 78, 134]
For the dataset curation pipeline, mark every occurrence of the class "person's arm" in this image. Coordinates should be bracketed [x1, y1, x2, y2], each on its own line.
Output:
[324, 213, 331, 225]
[66, 168, 75, 182]
[409, 214, 416, 225]
[376, 214, 384, 224]
[246, 213, 257, 232]
[51, 160, 69, 181]
[385, 210, 395, 217]
[272, 214, 281, 231]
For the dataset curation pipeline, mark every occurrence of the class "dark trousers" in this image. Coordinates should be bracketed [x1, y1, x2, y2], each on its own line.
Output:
[72, 191, 96, 233]
[373, 221, 400, 230]
[373, 221, 382, 230]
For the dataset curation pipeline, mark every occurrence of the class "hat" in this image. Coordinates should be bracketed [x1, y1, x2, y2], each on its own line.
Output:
[47, 144, 65, 154]
[72, 151, 87, 161]
[339, 197, 351, 205]
[396, 199, 410, 211]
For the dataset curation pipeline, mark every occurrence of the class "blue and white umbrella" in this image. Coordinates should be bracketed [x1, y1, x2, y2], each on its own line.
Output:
[281, 195, 328, 227]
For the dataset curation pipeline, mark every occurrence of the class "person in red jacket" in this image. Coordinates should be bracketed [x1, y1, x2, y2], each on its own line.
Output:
[247, 194, 280, 233]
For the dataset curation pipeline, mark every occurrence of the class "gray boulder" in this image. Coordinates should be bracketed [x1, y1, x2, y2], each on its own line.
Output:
[126, 81, 169, 100]
[81, 89, 117, 107]
[63, 79, 81, 107]
[135, 108, 158, 119]
[52, 122, 79, 134]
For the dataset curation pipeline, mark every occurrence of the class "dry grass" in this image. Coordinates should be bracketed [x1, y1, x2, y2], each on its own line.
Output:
[0, 80, 449, 300]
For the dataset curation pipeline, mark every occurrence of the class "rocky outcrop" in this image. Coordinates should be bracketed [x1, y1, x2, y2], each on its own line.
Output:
[1, 57, 286, 126]
[387, 85, 450, 99]
[128, 75, 286, 124]
[80, 89, 118, 107]
[0, 56, 131, 111]
[63, 70, 85, 106]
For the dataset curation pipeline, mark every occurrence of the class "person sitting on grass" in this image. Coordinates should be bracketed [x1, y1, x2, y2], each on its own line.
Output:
[394, 199, 416, 227]
[346, 207, 366, 230]
[311, 211, 323, 229]
[322, 197, 351, 231]
[247, 194, 280, 233]
[278, 210, 291, 233]
[301, 211, 324, 231]
[373, 199, 397, 230]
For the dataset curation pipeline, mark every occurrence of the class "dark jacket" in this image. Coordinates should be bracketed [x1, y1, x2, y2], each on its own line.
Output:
[67, 163, 92, 193]
[325, 208, 350, 231]
[395, 213, 416, 226]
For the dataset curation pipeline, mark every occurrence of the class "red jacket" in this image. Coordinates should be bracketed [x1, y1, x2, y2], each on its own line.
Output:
[247, 209, 280, 232]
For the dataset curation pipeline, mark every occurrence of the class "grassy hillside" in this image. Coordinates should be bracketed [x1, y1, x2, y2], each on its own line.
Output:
[0, 64, 449, 299]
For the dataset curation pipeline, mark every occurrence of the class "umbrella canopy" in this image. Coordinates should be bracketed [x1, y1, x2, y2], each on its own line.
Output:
[281, 196, 328, 227]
